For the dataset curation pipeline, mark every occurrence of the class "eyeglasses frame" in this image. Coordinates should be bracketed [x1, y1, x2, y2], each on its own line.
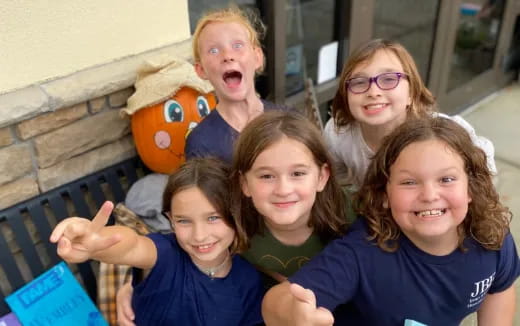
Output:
[345, 72, 408, 94]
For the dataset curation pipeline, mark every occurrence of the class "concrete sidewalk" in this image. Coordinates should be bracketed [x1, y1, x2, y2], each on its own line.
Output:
[460, 82, 520, 325]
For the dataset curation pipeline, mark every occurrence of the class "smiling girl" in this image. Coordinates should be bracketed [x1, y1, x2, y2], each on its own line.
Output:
[263, 116, 518, 325]
[50, 158, 264, 326]
[325, 39, 496, 188]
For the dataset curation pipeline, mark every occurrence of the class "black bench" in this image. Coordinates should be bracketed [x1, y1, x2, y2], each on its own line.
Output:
[0, 157, 147, 315]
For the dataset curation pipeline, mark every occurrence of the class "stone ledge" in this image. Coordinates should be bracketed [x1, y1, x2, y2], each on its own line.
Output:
[0, 39, 192, 129]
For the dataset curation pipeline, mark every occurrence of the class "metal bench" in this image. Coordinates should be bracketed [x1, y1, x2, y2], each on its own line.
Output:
[0, 157, 147, 315]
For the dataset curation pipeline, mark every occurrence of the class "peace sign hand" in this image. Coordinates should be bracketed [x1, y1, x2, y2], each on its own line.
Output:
[50, 201, 122, 263]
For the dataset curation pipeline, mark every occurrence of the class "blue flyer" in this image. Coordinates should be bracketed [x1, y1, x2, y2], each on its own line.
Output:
[5, 261, 107, 326]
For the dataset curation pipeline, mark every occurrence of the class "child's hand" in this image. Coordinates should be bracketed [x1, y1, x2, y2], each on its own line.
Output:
[49, 201, 122, 263]
[289, 283, 334, 326]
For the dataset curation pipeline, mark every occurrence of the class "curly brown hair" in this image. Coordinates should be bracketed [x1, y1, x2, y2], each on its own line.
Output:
[162, 157, 246, 254]
[355, 116, 511, 252]
[331, 39, 435, 129]
[230, 111, 348, 248]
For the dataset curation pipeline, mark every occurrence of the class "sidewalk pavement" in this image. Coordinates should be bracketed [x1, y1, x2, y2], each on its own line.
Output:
[460, 82, 520, 325]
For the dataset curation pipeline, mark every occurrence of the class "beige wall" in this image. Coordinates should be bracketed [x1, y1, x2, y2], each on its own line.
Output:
[0, 0, 190, 93]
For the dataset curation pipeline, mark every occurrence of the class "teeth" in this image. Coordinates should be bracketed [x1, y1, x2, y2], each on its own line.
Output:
[197, 244, 213, 249]
[365, 104, 385, 109]
[416, 209, 445, 217]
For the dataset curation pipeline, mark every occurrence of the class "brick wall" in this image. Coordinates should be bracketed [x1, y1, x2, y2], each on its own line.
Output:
[0, 40, 191, 210]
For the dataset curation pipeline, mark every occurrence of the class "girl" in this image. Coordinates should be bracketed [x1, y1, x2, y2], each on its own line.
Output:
[186, 5, 290, 163]
[263, 116, 519, 325]
[324, 38, 496, 188]
[50, 158, 264, 326]
[232, 111, 352, 284]
[116, 111, 354, 325]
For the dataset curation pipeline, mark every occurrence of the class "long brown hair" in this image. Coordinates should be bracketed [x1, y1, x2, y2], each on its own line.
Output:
[230, 111, 348, 247]
[356, 116, 511, 252]
[332, 39, 435, 129]
[162, 157, 246, 253]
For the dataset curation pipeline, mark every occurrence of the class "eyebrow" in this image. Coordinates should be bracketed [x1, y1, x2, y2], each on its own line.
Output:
[393, 166, 462, 175]
[172, 211, 220, 219]
[252, 163, 311, 171]
[350, 68, 400, 78]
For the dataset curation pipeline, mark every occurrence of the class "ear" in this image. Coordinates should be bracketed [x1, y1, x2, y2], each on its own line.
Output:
[194, 62, 208, 80]
[383, 198, 389, 209]
[240, 173, 252, 197]
[316, 163, 331, 192]
[253, 46, 264, 71]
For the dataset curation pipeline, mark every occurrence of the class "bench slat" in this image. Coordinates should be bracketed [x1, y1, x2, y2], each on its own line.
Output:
[7, 211, 45, 278]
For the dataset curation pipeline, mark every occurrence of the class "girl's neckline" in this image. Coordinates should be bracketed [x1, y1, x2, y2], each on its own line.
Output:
[192, 253, 231, 278]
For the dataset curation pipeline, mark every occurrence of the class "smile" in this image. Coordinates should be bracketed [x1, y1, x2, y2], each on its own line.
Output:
[193, 242, 217, 253]
[363, 103, 387, 115]
[414, 209, 446, 217]
[273, 201, 297, 208]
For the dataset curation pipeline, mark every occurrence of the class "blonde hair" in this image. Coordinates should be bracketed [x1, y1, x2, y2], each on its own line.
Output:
[356, 116, 511, 252]
[332, 39, 436, 128]
[192, 5, 266, 72]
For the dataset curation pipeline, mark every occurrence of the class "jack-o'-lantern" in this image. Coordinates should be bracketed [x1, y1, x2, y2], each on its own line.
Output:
[122, 56, 215, 173]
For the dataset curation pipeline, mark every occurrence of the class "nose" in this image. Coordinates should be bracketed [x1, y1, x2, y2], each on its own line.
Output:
[365, 80, 382, 97]
[274, 176, 292, 196]
[222, 47, 235, 63]
[420, 182, 440, 202]
[192, 222, 208, 242]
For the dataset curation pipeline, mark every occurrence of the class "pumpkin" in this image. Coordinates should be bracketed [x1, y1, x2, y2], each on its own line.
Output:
[131, 87, 216, 174]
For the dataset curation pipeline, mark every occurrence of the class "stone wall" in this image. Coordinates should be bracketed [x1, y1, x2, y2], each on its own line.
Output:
[0, 39, 192, 210]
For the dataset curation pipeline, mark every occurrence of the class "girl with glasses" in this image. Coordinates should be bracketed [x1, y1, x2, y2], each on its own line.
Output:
[50, 158, 265, 326]
[324, 39, 496, 189]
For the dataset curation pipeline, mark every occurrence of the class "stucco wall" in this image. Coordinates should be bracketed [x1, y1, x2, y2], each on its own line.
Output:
[0, 0, 190, 93]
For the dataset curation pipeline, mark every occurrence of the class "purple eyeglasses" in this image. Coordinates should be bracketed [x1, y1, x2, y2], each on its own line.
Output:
[346, 72, 408, 94]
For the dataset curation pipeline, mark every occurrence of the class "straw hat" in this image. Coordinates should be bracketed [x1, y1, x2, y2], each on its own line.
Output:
[121, 55, 214, 116]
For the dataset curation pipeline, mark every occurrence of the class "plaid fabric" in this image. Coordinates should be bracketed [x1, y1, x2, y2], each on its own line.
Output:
[97, 203, 151, 325]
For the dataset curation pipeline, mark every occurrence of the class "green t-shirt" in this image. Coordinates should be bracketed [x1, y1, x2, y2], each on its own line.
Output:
[241, 186, 357, 288]
[241, 228, 326, 288]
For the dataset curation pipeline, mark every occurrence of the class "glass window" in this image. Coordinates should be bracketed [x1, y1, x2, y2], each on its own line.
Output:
[188, 0, 259, 33]
[373, 0, 439, 81]
[448, 0, 506, 90]
[285, 0, 337, 96]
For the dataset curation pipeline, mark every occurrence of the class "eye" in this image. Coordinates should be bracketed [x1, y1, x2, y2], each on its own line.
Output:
[441, 176, 456, 183]
[209, 47, 219, 54]
[349, 78, 368, 87]
[196, 96, 211, 117]
[292, 171, 307, 177]
[232, 42, 244, 49]
[400, 180, 416, 186]
[174, 219, 191, 225]
[208, 215, 220, 222]
[259, 174, 274, 180]
[164, 100, 184, 123]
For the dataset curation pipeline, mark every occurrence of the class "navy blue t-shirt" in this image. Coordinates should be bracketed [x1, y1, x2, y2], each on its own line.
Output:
[185, 99, 291, 163]
[131, 233, 264, 326]
[290, 219, 520, 326]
